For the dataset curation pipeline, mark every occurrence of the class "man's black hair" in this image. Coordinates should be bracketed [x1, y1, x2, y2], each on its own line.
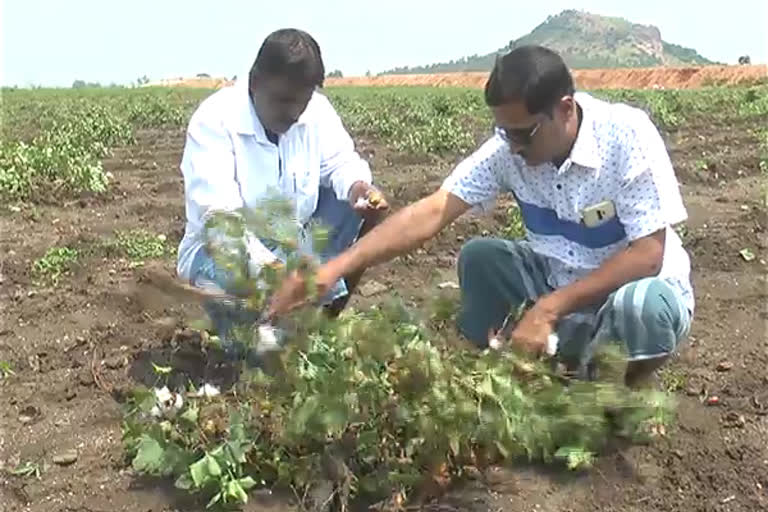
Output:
[484, 45, 574, 115]
[249, 29, 325, 87]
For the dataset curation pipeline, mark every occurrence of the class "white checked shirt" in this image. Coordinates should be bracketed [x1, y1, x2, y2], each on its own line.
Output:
[176, 80, 372, 281]
[442, 92, 694, 312]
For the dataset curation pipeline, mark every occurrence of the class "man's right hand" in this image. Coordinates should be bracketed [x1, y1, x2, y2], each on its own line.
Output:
[268, 190, 471, 319]
[267, 264, 339, 318]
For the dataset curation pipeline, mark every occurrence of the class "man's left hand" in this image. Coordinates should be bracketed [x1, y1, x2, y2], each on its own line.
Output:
[509, 300, 559, 355]
[349, 182, 389, 221]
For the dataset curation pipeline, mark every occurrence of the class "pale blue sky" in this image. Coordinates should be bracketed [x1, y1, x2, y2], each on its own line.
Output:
[2, 0, 766, 87]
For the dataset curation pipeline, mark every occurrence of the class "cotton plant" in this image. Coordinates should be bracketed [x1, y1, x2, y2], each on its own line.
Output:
[121, 198, 675, 511]
[149, 386, 184, 419]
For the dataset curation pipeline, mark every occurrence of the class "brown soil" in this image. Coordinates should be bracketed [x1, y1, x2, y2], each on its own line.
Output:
[1, 114, 767, 511]
[153, 65, 767, 92]
[325, 65, 768, 90]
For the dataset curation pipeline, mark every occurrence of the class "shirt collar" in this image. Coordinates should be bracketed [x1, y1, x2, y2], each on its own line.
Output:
[567, 92, 601, 170]
[232, 80, 309, 142]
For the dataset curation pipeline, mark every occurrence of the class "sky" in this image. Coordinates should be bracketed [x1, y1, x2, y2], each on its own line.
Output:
[1, 0, 766, 87]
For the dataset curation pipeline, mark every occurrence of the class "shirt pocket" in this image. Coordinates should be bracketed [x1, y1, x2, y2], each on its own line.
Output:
[283, 137, 319, 224]
[234, 135, 278, 207]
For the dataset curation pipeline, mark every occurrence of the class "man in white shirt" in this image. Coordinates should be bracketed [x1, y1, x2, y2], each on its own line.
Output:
[271, 46, 693, 388]
[177, 29, 387, 354]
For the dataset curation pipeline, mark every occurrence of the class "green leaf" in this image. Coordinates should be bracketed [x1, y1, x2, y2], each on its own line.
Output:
[131, 387, 157, 414]
[190, 453, 221, 488]
[207, 453, 222, 477]
[555, 446, 595, 470]
[131, 435, 165, 474]
[238, 476, 257, 490]
[163, 443, 192, 475]
[174, 472, 194, 490]
[322, 403, 349, 434]
[739, 248, 756, 262]
[179, 405, 198, 425]
[0, 361, 16, 377]
[227, 479, 248, 504]
[224, 439, 250, 465]
[478, 374, 494, 396]
[151, 362, 172, 375]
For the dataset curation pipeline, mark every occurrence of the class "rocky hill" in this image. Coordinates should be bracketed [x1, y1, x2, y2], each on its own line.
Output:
[383, 10, 716, 74]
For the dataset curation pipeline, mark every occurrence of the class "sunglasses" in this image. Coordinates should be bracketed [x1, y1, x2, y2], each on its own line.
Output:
[495, 122, 540, 146]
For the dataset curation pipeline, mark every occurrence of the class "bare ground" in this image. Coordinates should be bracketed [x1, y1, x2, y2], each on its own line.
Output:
[0, 118, 766, 512]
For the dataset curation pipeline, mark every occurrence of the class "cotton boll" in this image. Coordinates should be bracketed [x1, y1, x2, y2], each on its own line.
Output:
[154, 386, 172, 404]
[256, 324, 282, 354]
[546, 334, 559, 356]
[150, 386, 184, 419]
[196, 383, 221, 398]
[172, 392, 184, 411]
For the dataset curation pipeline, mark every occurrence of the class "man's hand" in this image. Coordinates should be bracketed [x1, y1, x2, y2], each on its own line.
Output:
[510, 304, 558, 354]
[267, 270, 309, 318]
[270, 190, 471, 320]
[349, 181, 389, 221]
[489, 299, 559, 355]
[267, 265, 339, 319]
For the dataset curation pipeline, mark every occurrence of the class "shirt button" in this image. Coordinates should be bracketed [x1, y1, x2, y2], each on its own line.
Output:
[556, 184, 562, 190]
[568, 250, 574, 256]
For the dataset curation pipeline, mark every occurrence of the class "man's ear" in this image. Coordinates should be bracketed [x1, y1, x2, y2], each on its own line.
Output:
[557, 95, 575, 118]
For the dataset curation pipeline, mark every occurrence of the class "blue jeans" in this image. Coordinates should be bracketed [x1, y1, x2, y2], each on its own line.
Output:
[188, 187, 363, 354]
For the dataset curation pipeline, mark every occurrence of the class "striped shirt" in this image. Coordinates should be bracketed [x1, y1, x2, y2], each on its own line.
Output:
[442, 92, 694, 313]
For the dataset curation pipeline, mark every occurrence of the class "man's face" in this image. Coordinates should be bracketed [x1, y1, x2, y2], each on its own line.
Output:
[491, 96, 574, 166]
[250, 74, 315, 134]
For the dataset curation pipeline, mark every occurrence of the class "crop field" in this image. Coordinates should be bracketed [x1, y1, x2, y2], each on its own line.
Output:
[0, 83, 767, 511]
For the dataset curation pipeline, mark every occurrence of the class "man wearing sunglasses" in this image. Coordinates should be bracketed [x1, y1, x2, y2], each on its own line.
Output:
[270, 45, 693, 388]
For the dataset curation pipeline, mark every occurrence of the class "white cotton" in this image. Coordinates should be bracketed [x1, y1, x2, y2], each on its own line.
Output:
[546, 333, 559, 356]
[196, 383, 221, 398]
[150, 386, 184, 419]
[488, 334, 558, 355]
[154, 386, 172, 404]
[172, 393, 184, 411]
[256, 324, 282, 354]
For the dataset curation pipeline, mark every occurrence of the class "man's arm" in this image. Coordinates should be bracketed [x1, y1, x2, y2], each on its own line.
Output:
[326, 132, 512, 277]
[269, 189, 470, 315]
[323, 189, 471, 281]
[269, 134, 509, 316]
[509, 229, 665, 354]
[539, 229, 664, 317]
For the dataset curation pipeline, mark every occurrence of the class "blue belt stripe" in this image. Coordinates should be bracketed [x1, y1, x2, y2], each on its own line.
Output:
[515, 197, 627, 249]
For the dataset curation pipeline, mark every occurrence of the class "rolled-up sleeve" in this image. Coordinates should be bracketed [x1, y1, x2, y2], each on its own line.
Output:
[316, 95, 372, 201]
[615, 112, 688, 241]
